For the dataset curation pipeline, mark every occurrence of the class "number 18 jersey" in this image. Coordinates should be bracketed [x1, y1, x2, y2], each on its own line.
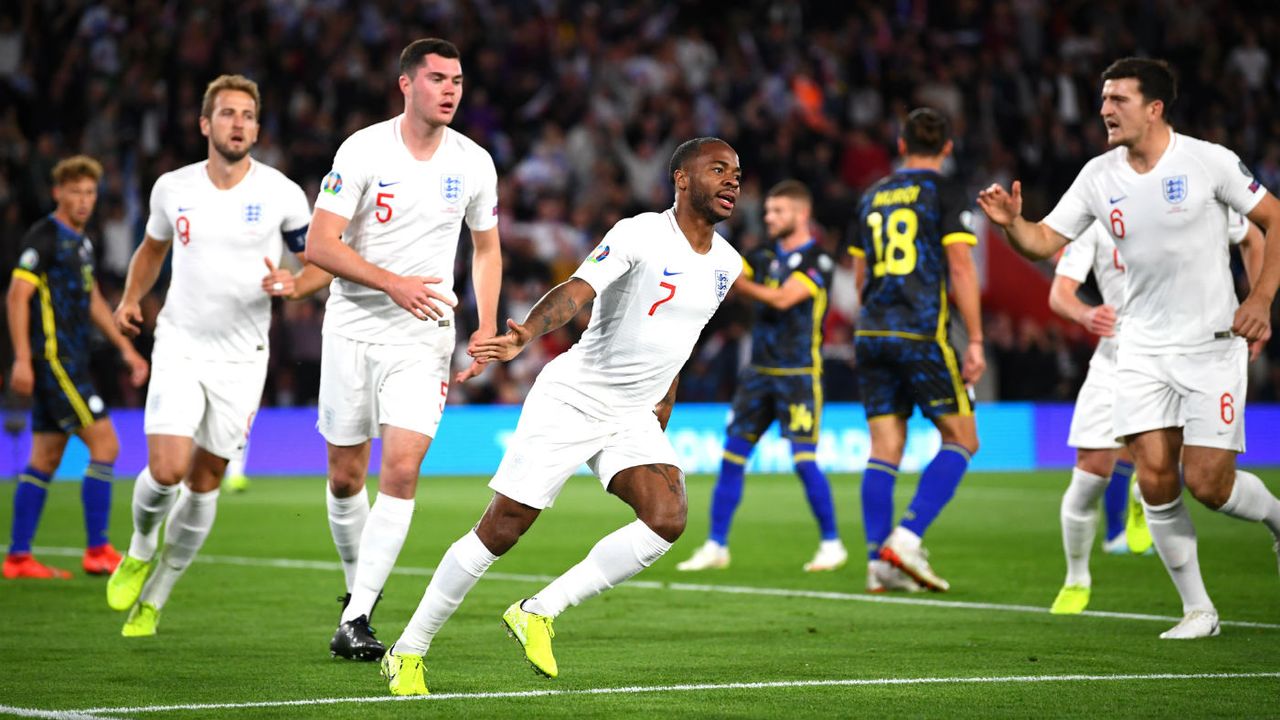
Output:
[848, 169, 976, 340]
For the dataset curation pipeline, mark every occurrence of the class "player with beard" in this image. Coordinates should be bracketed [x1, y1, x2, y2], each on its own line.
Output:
[106, 74, 330, 636]
[677, 179, 846, 574]
[377, 138, 743, 695]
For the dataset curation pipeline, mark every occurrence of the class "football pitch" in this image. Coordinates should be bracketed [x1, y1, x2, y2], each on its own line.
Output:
[2, 470, 1278, 718]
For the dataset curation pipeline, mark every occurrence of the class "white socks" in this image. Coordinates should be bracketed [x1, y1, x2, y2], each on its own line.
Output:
[523, 520, 672, 618]
[396, 531, 498, 655]
[1061, 468, 1107, 587]
[128, 467, 179, 562]
[140, 487, 219, 609]
[326, 485, 371, 592]
[1218, 470, 1280, 538]
[342, 493, 414, 623]
[1144, 496, 1214, 613]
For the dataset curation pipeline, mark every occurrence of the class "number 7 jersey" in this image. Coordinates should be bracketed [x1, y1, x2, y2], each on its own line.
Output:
[848, 169, 977, 339]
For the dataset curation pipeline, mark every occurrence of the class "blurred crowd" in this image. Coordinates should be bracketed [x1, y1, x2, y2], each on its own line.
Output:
[2, 0, 1279, 410]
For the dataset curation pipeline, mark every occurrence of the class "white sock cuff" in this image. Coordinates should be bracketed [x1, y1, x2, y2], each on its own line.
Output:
[452, 531, 499, 577]
[629, 520, 673, 567]
[1144, 495, 1184, 519]
[187, 487, 220, 505]
[371, 492, 415, 520]
[1070, 467, 1108, 486]
[327, 486, 370, 514]
[1219, 470, 1269, 521]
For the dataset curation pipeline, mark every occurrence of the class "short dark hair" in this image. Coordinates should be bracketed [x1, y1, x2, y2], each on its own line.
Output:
[766, 179, 811, 205]
[669, 137, 728, 184]
[1101, 57, 1177, 110]
[901, 108, 950, 156]
[400, 38, 461, 77]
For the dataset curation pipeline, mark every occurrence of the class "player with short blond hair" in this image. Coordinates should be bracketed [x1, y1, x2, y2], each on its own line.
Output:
[5, 155, 149, 580]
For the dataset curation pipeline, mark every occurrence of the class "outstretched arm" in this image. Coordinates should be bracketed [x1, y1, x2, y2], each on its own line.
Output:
[733, 274, 814, 310]
[976, 181, 1072, 260]
[470, 278, 597, 363]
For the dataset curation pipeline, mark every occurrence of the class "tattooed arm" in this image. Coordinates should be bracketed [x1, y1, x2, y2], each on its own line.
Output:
[654, 375, 679, 431]
[470, 278, 598, 362]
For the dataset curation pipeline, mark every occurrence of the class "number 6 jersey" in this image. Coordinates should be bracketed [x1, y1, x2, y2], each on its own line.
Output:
[848, 168, 977, 340]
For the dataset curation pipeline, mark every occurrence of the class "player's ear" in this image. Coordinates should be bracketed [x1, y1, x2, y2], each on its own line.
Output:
[198, 115, 211, 139]
[896, 137, 907, 157]
[673, 168, 686, 191]
[941, 139, 954, 158]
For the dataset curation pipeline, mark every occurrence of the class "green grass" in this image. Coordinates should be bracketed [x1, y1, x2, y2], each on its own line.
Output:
[2, 470, 1278, 718]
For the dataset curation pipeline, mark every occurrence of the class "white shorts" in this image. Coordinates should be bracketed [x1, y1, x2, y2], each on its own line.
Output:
[144, 353, 268, 461]
[1068, 342, 1121, 449]
[317, 331, 454, 445]
[1114, 341, 1247, 452]
[488, 387, 682, 509]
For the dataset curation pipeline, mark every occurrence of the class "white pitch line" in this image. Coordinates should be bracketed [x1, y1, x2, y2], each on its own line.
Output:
[24, 545, 1280, 630]
[65, 672, 1280, 715]
[0, 706, 126, 720]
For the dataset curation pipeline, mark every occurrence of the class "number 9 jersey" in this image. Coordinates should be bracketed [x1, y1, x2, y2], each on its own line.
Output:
[847, 169, 976, 339]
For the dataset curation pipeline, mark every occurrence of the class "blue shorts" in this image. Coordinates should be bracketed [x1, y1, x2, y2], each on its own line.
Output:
[31, 357, 107, 433]
[726, 367, 822, 443]
[855, 335, 972, 421]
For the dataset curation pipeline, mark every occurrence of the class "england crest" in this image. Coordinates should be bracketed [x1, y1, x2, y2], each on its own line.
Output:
[243, 203, 263, 224]
[714, 269, 731, 302]
[1162, 175, 1187, 204]
[441, 174, 464, 204]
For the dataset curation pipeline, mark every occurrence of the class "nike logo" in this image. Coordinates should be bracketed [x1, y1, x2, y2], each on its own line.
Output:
[378, 180, 401, 187]
[177, 206, 195, 212]
[662, 268, 683, 276]
[1108, 195, 1126, 204]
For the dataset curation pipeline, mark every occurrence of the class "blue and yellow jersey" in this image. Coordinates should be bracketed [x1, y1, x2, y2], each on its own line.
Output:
[848, 169, 976, 340]
[742, 239, 834, 371]
[13, 216, 97, 363]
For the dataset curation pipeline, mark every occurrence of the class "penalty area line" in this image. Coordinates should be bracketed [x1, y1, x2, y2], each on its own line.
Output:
[22, 545, 1280, 631]
[64, 671, 1280, 715]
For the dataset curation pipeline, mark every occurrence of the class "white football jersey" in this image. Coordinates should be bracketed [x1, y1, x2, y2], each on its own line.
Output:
[145, 159, 311, 360]
[1044, 130, 1265, 354]
[536, 210, 743, 420]
[314, 117, 498, 344]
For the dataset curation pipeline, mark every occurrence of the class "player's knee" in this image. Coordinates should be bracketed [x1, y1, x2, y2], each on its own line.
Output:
[27, 448, 62, 474]
[86, 436, 120, 465]
[638, 504, 686, 543]
[1184, 470, 1233, 510]
[148, 459, 187, 486]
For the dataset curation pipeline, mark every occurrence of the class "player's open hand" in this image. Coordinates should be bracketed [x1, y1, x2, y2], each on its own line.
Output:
[262, 257, 295, 298]
[1082, 304, 1117, 337]
[386, 274, 455, 321]
[114, 301, 144, 338]
[1232, 296, 1270, 343]
[470, 318, 532, 363]
[122, 350, 149, 387]
[976, 181, 1023, 227]
[962, 340, 986, 385]
[454, 328, 497, 383]
[8, 360, 33, 396]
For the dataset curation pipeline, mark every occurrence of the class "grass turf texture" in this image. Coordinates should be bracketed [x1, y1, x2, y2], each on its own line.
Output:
[1, 471, 1278, 718]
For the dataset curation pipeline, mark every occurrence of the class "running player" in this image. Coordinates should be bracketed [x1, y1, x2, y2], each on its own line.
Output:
[4, 155, 148, 580]
[378, 138, 742, 695]
[107, 74, 328, 636]
[978, 57, 1280, 638]
[677, 179, 845, 573]
[304, 38, 502, 661]
[1049, 213, 1262, 615]
[850, 108, 985, 593]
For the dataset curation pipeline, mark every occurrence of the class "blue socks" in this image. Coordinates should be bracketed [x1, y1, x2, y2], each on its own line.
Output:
[901, 443, 972, 538]
[1103, 460, 1134, 541]
[708, 436, 754, 545]
[861, 459, 898, 560]
[82, 461, 114, 548]
[9, 467, 52, 555]
[793, 442, 838, 541]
